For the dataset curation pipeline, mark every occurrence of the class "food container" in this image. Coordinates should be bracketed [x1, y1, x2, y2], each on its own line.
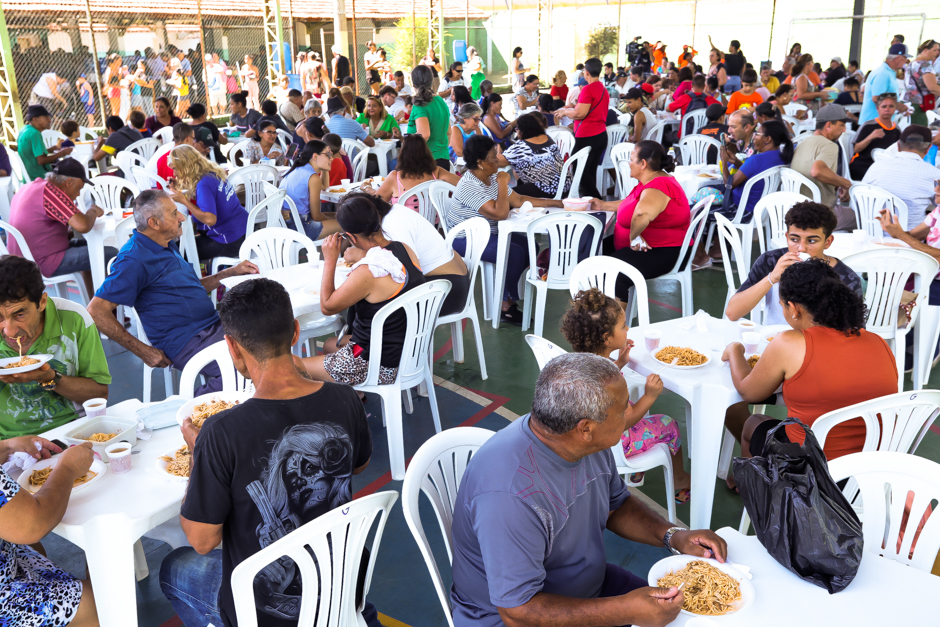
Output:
[64, 416, 138, 462]
[561, 197, 592, 211]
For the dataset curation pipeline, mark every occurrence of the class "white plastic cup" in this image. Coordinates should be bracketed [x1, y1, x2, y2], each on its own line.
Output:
[341, 178, 351, 187]
[797, 252, 811, 261]
[644, 330, 662, 351]
[83, 398, 107, 418]
[105, 441, 133, 474]
[742, 331, 760, 353]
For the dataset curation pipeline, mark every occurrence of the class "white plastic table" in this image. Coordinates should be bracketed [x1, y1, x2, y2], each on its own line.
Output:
[666, 527, 940, 625]
[219, 262, 350, 317]
[673, 164, 722, 201]
[824, 231, 910, 262]
[625, 314, 750, 529]
[33, 399, 186, 627]
[490, 207, 616, 329]
[370, 139, 399, 177]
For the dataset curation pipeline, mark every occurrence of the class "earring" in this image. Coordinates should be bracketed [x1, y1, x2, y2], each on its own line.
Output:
[792, 315, 797, 320]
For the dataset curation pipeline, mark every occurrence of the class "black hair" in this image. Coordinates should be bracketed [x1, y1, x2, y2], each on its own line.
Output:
[775, 83, 794, 97]
[252, 120, 276, 143]
[344, 190, 393, 219]
[155, 96, 172, 109]
[396, 134, 437, 179]
[378, 85, 398, 98]
[304, 116, 326, 139]
[218, 278, 295, 361]
[742, 68, 758, 84]
[0, 255, 44, 306]
[230, 91, 248, 107]
[463, 134, 497, 170]
[760, 120, 793, 164]
[186, 102, 206, 119]
[261, 100, 278, 115]
[452, 85, 473, 107]
[604, 62, 613, 69]
[172, 122, 193, 144]
[524, 74, 539, 84]
[336, 193, 384, 236]
[633, 140, 675, 173]
[583, 58, 602, 78]
[516, 112, 546, 140]
[285, 139, 327, 178]
[61, 120, 79, 137]
[785, 200, 838, 238]
[482, 92, 502, 116]
[576, 63, 585, 70]
[848, 59, 859, 68]
[448, 61, 463, 78]
[342, 76, 355, 86]
[538, 93, 554, 111]
[844, 77, 860, 88]
[411, 64, 435, 107]
[624, 87, 646, 102]
[692, 75, 706, 89]
[730, 39, 741, 50]
[706, 76, 719, 90]
[288, 88, 302, 98]
[513, 46, 523, 57]
[322, 133, 342, 152]
[778, 259, 866, 335]
[105, 115, 124, 132]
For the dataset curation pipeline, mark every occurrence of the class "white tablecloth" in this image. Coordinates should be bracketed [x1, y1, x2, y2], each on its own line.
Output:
[219, 262, 350, 317]
[667, 527, 940, 625]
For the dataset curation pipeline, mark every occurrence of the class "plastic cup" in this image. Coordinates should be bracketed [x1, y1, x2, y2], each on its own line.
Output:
[644, 330, 661, 351]
[105, 441, 133, 474]
[742, 331, 760, 353]
[83, 398, 107, 418]
[797, 252, 811, 261]
[341, 178, 351, 187]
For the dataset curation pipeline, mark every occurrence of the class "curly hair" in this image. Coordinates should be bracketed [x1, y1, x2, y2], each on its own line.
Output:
[778, 259, 866, 335]
[169, 145, 227, 195]
[560, 288, 623, 355]
[785, 201, 838, 238]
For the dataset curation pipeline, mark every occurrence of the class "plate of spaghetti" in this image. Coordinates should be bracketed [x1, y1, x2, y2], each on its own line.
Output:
[157, 445, 192, 481]
[16, 457, 107, 494]
[0, 353, 53, 375]
[175, 391, 252, 427]
[648, 555, 753, 616]
[653, 346, 711, 369]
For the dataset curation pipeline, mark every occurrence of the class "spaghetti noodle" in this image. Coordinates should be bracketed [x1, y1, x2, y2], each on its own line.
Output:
[85, 433, 117, 443]
[160, 446, 191, 478]
[655, 346, 709, 367]
[190, 398, 240, 427]
[747, 355, 760, 368]
[657, 560, 742, 616]
[2, 336, 39, 369]
[28, 466, 98, 489]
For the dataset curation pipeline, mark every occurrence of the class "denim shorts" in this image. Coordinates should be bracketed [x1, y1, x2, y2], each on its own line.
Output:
[53, 240, 118, 276]
[286, 216, 324, 241]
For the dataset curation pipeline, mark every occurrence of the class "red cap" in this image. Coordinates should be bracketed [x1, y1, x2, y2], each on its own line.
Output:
[640, 83, 655, 95]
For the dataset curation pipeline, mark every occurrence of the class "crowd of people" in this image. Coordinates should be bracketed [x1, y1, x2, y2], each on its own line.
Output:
[2, 29, 940, 627]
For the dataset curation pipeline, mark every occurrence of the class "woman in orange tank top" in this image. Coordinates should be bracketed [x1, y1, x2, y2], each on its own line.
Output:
[721, 259, 897, 462]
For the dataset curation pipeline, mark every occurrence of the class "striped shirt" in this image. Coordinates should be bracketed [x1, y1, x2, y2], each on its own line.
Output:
[7, 179, 79, 276]
[325, 115, 369, 142]
[448, 173, 513, 235]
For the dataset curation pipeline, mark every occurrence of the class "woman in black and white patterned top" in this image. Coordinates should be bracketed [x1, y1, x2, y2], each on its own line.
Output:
[498, 112, 568, 198]
[446, 134, 563, 325]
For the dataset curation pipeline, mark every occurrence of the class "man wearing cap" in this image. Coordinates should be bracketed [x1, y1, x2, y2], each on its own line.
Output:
[608, 71, 632, 99]
[278, 89, 305, 132]
[864, 125, 940, 230]
[791, 104, 854, 227]
[90, 115, 144, 166]
[205, 53, 227, 117]
[6, 158, 116, 294]
[824, 57, 847, 88]
[193, 126, 217, 159]
[324, 97, 375, 147]
[859, 44, 912, 125]
[17, 105, 73, 182]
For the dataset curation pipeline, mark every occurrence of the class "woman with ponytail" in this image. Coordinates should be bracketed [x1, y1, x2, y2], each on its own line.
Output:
[561, 288, 692, 503]
[278, 140, 342, 240]
[591, 140, 690, 301]
[408, 64, 452, 168]
[722, 258, 897, 462]
[299, 194, 426, 386]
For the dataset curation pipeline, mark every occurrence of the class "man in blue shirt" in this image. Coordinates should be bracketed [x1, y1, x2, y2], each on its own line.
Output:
[859, 44, 911, 125]
[450, 353, 727, 627]
[324, 97, 375, 147]
[87, 189, 258, 393]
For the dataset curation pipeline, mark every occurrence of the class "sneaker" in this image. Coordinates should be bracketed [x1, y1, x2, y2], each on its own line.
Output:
[501, 304, 524, 327]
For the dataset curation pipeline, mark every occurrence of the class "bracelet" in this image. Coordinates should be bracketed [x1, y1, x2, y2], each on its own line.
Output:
[766, 275, 776, 287]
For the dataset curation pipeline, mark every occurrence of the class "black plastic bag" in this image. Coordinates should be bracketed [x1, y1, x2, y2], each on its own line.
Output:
[732, 419, 864, 593]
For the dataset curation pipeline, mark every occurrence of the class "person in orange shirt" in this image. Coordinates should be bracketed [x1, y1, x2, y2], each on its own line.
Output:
[725, 69, 764, 114]
[678, 45, 697, 68]
[652, 42, 666, 73]
[783, 53, 821, 86]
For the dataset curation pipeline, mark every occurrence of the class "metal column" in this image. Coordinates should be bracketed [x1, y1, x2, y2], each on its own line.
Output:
[0, 3, 22, 146]
[849, 0, 865, 63]
[263, 0, 287, 87]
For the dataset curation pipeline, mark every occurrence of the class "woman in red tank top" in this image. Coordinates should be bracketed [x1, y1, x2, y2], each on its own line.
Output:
[721, 259, 897, 463]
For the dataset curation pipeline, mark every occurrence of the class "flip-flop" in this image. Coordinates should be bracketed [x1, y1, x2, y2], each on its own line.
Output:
[691, 259, 713, 271]
[628, 472, 645, 485]
[675, 488, 691, 505]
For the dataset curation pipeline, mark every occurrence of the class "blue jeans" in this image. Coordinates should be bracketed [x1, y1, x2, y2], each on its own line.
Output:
[159, 547, 224, 627]
[52, 239, 118, 276]
[724, 75, 742, 94]
[286, 215, 324, 241]
[453, 231, 527, 301]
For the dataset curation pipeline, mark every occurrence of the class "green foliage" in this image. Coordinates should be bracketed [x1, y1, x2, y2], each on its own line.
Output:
[584, 24, 619, 60]
[389, 16, 429, 74]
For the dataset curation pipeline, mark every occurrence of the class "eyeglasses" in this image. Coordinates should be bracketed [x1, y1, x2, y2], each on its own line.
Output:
[319, 151, 334, 159]
[260, 129, 277, 135]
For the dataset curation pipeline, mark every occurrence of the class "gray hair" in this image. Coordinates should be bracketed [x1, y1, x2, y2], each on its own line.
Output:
[134, 188, 171, 231]
[46, 173, 74, 188]
[455, 102, 483, 124]
[304, 99, 322, 115]
[531, 353, 622, 434]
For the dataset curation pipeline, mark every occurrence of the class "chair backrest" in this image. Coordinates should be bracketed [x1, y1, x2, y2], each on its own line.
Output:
[849, 183, 904, 239]
[791, 131, 814, 147]
[430, 181, 458, 232]
[526, 212, 603, 289]
[553, 146, 591, 200]
[645, 120, 668, 145]
[50, 297, 94, 327]
[714, 213, 752, 316]
[178, 340, 254, 397]
[152, 125, 175, 145]
[401, 428, 495, 627]
[525, 334, 568, 369]
[238, 226, 317, 272]
[839, 130, 857, 181]
[231, 491, 399, 627]
[779, 168, 821, 203]
[227, 142, 249, 168]
[871, 147, 887, 162]
[244, 189, 288, 234]
[611, 142, 637, 198]
[342, 138, 368, 163]
[262, 181, 303, 231]
[568, 256, 650, 326]
[275, 128, 292, 152]
[351, 147, 370, 182]
[549, 128, 575, 160]
[783, 102, 809, 116]
[41, 129, 67, 150]
[730, 165, 783, 224]
[0, 219, 34, 260]
[677, 135, 722, 166]
[114, 215, 136, 249]
[827, 451, 940, 572]
[603, 125, 629, 164]
[126, 137, 161, 161]
[174, 202, 202, 276]
[753, 191, 808, 255]
[128, 165, 169, 191]
[78, 126, 97, 141]
[227, 164, 279, 214]
[115, 151, 147, 175]
[147, 141, 174, 176]
[361, 280, 451, 388]
[397, 180, 436, 225]
[840, 247, 939, 340]
[681, 108, 708, 136]
[445, 217, 490, 291]
[6, 151, 27, 189]
[89, 177, 140, 216]
[668, 195, 713, 276]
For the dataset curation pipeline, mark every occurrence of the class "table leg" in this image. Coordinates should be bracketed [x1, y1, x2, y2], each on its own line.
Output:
[688, 385, 735, 530]
[84, 226, 106, 293]
[491, 226, 511, 329]
[83, 521, 141, 627]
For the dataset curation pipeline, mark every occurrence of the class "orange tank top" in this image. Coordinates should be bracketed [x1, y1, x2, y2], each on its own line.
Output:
[782, 326, 897, 460]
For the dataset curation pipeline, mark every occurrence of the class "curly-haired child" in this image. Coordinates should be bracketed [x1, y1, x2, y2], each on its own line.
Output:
[561, 287, 691, 503]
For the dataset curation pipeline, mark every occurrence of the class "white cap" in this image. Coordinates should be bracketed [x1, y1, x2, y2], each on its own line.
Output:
[831, 56, 842, 63]
[331, 44, 342, 55]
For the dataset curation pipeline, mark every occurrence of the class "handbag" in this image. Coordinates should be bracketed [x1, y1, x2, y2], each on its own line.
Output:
[923, 93, 936, 112]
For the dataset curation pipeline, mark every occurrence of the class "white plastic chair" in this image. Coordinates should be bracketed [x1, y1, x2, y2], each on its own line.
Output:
[127, 306, 174, 403]
[125, 137, 161, 162]
[41, 129, 68, 150]
[552, 146, 591, 201]
[238, 226, 317, 272]
[524, 334, 568, 369]
[227, 164, 278, 215]
[611, 142, 637, 199]
[244, 189, 288, 235]
[680, 109, 708, 137]
[826, 452, 940, 572]
[397, 180, 436, 226]
[596, 124, 628, 198]
[436, 218, 490, 379]
[753, 191, 810, 254]
[261, 181, 304, 232]
[704, 165, 783, 268]
[341, 138, 368, 163]
[227, 142, 249, 168]
[677, 135, 722, 166]
[151, 126, 175, 145]
[871, 147, 888, 162]
[6, 151, 27, 191]
[850, 184, 908, 239]
[78, 127, 97, 141]
[779, 168, 822, 203]
[714, 213, 753, 317]
[841, 248, 939, 391]
[839, 130, 857, 182]
[354, 280, 452, 480]
[231, 491, 398, 627]
[275, 128, 292, 152]
[0, 219, 89, 303]
[128, 165, 169, 192]
[651, 196, 713, 316]
[548, 127, 575, 160]
[114, 151, 147, 177]
[167, 202, 202, 278]
[88, 177, 140, 218]
[645, 120, 668, 145]
[521, 212, 603, 337]
[568, 256, 651, 327]
[351, 147, 370, 182]
[146, 142, 174, 177]
[401, 427, 495, 627]
[178, 340, 255, 397]
[783, 102, 809, 117]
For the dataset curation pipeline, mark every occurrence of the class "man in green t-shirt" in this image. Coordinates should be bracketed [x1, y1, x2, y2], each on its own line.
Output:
[0, 256, 111, 437]
[17, 105, 74, 182]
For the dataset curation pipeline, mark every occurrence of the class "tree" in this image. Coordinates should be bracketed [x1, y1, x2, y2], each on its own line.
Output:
[584, 24, 619, 60]
[389, 16, 429, 74]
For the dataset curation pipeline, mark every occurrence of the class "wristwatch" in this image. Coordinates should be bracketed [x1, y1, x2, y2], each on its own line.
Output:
[662, 526, 685, 555]
[40, 369, 62, 391]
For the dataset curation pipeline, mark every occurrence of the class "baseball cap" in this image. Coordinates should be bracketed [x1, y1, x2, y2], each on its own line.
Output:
[705, 103, 726, 121]
[888, 43, 912, 58]
[816, 104, 853, 124]
[900, 124, 932, 144]
[639, 83, 655, 95]
[25, 104, 51, 121]
[616, 70, 629, 79]
[51, 158, 93, 185]
[194, 126, 217, 148]
[831, 56, 842, 63]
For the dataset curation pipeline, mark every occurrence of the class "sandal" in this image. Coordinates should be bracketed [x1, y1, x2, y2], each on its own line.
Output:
[501, 303, 524, 327]
[628, 472, 645, 485]
[674, 488, 691, 505]
[691, 259, 713, 271]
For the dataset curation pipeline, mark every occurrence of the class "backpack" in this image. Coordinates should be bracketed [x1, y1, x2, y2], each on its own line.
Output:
[685, 92, 709, 113]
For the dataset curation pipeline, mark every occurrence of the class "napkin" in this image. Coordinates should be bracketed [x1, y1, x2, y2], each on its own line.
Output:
[630, 235, 650, 251]
[137, 398, 187, 431]
[2, 441, 41, 474]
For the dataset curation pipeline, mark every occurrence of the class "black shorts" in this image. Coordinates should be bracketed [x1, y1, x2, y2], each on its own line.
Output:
[748, 418, 789, 457]
[367, 70, 381, 84]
